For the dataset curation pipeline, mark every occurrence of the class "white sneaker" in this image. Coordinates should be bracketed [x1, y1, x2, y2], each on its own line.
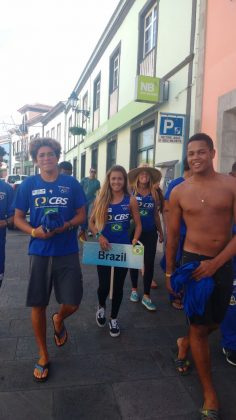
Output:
[109, 319, 120, 337]
[96, 307, 106, 327]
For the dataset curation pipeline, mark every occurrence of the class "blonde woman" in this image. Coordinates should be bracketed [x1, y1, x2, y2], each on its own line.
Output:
[128, 165, 163, 311]
[89, 165, 141, 337]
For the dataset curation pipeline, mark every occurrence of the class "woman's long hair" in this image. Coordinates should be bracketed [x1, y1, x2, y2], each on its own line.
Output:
[132, 171, 159, 206]
[92, 165, 129, 231]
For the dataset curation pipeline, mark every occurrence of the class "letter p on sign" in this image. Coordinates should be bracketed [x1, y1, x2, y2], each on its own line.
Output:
[163, 119, 174, 134]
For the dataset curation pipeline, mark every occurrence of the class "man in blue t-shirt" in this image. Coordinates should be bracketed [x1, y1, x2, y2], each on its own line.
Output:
[14, 137, 86, 383]
[0, 178, 14, 285]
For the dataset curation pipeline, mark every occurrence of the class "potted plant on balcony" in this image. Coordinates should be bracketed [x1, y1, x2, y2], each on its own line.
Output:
[69, 126, 87, 136]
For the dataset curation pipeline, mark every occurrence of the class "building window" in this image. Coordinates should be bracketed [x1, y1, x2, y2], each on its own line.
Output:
[137, 1, 158, 76]
[109, 44, 120, 118]
[91, 147, 98, 171]
[57, 123, 61, 143]
[46, 130, 49, 137]
[94, 75, 101, 110]
[144, 4, 157, 57]
[68, 116, 72, 151]
[130, 123, 155, 168]
[93, 74, 101, 130]
[82, 92, 88, 128]
[73, 157, 77, 178]
[110, 51, 120, 93]
[106, 139, 117, 170]
[80, 153, 86, 180]
[51, 127, 55, 138]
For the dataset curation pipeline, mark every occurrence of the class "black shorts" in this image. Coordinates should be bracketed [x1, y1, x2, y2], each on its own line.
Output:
[182, 251, 233, 326]
[27, 254, 83, 307]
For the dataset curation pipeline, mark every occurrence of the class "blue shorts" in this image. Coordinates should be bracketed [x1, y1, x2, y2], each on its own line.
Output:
[182, 251, 233, 326]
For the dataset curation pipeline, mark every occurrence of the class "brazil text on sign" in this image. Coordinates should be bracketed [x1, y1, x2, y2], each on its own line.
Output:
[82, 242, 144, 269]
[135, 75, 160, 103]
[159, 114, 185, 143]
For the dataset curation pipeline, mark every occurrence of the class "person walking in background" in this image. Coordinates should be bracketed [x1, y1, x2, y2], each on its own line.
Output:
[89, 165, 141, 337]
[79, 168, 100, 241]
[151, 180, 165, 289]
[128, 164, 163, 311]
[14, 138, 86, 382]
[166, 133, 236, 420]
[229, 162, 236, 178]
[162, 157, 192, 309]
[58, 161, 73, 176]
[0, 176, 14, 286]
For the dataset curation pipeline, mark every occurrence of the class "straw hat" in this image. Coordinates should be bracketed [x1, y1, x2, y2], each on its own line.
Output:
[128, 163, 162, 185]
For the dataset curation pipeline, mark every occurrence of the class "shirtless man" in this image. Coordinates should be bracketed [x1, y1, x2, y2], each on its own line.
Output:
[166, 133, 236, 420]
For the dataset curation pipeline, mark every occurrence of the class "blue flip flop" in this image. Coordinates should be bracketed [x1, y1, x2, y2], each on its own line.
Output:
[33, 362, 50, 382]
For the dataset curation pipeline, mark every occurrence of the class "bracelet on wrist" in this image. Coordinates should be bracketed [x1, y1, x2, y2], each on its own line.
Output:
[31, 228, 36, 238]
[96, 231, 103, 239]
[165, 273, 172, 278]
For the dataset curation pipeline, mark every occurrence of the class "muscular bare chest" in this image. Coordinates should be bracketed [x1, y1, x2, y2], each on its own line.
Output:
[180, 184, 233, 217]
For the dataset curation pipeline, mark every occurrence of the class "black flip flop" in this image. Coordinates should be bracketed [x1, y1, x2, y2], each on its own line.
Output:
[174, 356, 191, 376]
[52, 313, 68, 347]
[200, 408, 220, 420]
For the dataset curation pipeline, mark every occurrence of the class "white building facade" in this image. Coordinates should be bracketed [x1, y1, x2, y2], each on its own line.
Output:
[64, 0, 199, 189]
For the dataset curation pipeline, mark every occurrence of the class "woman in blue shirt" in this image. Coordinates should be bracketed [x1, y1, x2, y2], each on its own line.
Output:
[89, 165, 141, 337]
[128, 165, 163, 311]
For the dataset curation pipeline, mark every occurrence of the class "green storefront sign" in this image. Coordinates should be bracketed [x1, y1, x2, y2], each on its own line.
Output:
[135, 75, 160, 103]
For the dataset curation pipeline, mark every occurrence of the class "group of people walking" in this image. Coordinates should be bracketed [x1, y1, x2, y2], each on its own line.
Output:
[0, 133, 236, 420]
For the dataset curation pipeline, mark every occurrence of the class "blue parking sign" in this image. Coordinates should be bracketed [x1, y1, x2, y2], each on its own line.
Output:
[159, 114, 185, 143]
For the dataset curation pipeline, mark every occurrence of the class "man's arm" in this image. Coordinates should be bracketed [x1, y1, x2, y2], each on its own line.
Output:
[165, 189, 182, 293]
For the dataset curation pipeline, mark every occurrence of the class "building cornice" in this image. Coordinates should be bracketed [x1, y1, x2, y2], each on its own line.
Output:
[41, 102, 65, 125]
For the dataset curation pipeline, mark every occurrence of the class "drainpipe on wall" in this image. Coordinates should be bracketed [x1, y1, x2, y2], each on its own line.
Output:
[181, 0, 197, 170]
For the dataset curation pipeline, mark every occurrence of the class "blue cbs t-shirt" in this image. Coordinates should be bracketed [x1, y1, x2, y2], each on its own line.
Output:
[102, 195, 131, 244]
[135, 193, 156, 232]
[164, 177, 186, 236]
[0, 181, 14, 220]
[14, 174, 86, 256]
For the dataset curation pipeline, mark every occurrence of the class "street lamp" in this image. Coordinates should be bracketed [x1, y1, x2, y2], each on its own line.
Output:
[68, 91, 90, 119]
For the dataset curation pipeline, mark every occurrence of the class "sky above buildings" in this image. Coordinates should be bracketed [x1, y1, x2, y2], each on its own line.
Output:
[0, 0, 119, 134]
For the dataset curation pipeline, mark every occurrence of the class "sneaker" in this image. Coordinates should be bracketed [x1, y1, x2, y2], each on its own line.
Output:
[224, 349, 236, 366]
[96, 307, 106, 327]
[109, 319, 120, 337]
[88, 231, 93, 237]
[130, 290, 139, 302]
[142, 296, 157, 311]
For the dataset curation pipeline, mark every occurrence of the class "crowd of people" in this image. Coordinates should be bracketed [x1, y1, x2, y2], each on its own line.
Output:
[0, 133, 236, 420]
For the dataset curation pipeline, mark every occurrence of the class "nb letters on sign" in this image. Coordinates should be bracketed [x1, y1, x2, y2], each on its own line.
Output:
[82, 242, 144, 269]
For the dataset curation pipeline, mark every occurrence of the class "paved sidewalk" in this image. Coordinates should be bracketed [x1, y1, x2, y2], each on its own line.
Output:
[0, 230, 235, 420]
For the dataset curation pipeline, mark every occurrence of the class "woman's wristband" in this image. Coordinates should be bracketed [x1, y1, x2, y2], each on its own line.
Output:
[96, 231, 103, 239]
[165, 273, 172, 278]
